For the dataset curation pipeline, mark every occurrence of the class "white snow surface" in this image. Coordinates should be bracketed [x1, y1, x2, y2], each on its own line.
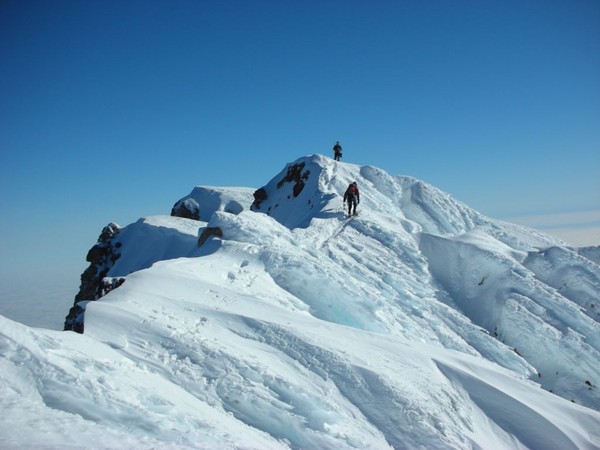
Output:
[2, 154, 600, 449]
[175, 185, 255, 221]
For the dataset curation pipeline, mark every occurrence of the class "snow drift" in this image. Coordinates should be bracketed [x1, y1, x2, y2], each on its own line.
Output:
[1, 154, 599, 449]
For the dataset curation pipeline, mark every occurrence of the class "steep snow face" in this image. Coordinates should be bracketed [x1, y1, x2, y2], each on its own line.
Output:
[3, 155, 600, 449]
[213, 155, 600, 409]
[109, 216, 202, 276]
[579, 245, 600, 266]
[420, 231, 600, 406]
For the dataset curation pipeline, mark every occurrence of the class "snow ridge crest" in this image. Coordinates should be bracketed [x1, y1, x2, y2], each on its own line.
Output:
[39, 154, 600, 448]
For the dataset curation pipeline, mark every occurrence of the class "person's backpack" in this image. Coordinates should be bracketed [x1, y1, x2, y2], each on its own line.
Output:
[344, 184, 356, 200]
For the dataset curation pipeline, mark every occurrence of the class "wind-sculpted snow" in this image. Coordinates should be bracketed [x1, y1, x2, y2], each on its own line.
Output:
[108, 216, 202, 276]
[420, 228, 600, 408]
[578, 245, 600, 266]
[2, 155, 600, 449]
[523, 246, 600, 323]
[174, 186, 255, 221]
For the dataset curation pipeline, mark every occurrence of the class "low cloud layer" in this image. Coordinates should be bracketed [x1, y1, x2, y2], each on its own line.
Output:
[504, 210, 600, 247]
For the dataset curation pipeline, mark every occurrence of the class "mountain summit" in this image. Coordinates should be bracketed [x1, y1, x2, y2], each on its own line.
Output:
[3, 155, 600, 449]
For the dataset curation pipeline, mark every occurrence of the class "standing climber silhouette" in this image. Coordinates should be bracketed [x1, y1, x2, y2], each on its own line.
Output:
[343, 182, 360, 216]
[333, 141, 342, 161]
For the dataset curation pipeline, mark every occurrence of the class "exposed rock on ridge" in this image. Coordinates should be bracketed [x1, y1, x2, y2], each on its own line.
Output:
[171, 198, 200, 220]
[198, 226, 223, 247]
[64, 187, 253, 333]
[251, 161, 310, 213]
[64, 223, 123, 333]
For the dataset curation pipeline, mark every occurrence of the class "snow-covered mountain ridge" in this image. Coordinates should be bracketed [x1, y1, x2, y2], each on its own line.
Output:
[2, 154, 599, 449]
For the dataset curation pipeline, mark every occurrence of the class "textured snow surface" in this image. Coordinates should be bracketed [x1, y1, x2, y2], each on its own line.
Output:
[2, 155, 599, 449]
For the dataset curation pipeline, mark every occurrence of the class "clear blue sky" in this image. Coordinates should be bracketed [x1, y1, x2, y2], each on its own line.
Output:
[1, 1, 599, 296]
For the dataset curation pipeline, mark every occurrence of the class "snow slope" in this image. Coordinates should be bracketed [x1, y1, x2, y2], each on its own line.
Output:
[1, 155, 599, 449]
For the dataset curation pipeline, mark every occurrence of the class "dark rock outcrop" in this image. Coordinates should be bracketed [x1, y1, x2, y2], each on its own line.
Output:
[198, 226, 223, 247]
[252, 187, 268, 210]
[171, 198, 200, 220]
[252, 162, 311, 212]
[64, 223, 123, 333]
[277, 162, 310, 198]
[63, 303, 86, 334]
[98, 276, 126, 297]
